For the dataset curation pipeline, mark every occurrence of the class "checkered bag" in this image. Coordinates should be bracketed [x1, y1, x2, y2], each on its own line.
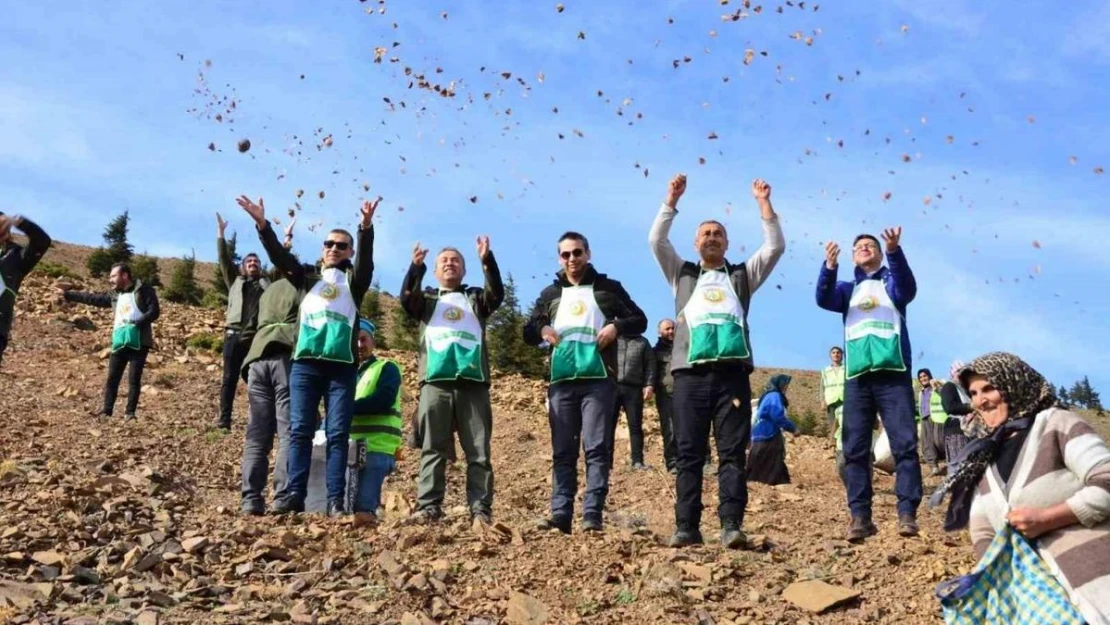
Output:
[935, 524, 1083, 624]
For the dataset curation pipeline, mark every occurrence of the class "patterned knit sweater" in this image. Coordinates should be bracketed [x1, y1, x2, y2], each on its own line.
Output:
[968, 408, 1110, 624]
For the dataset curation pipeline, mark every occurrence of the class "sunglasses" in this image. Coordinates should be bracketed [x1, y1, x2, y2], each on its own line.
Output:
[323, 240, 350, 251]
[560, 249, 585, 260]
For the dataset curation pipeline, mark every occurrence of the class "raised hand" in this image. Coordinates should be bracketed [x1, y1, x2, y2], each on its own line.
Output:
[881, 226, 903, 252]
[412, 242, 429, 266]
[360, 196, 382, 228]
[751, 178, 772, 202]
[216, 213, 229, 238]
[284, 215, 297, 240]
[236, 196, 266, 227]
[476, 235, 491, 261]
[824, 241, 840, 270]
[665, 173, 687, 207]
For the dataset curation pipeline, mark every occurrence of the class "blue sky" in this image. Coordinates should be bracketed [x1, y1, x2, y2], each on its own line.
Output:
[3, 0, 1109, 394]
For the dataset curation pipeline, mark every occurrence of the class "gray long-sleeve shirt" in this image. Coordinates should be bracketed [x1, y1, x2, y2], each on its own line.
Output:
[648, 203, 785, 373]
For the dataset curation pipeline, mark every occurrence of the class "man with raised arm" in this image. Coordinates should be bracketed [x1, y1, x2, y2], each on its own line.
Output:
[648, 174, 785, 549]
[0, 211, 51, 368]
[524, 231, 647, 534]
[237, 195, 378, 517]
[61, 262, 160, 421]
[214, 213, 270, 430]
[400, 237, 504, 526]
[816, 228, 921, 541]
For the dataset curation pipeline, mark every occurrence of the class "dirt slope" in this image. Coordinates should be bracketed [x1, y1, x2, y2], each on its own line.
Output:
[0, 256, 980, 625]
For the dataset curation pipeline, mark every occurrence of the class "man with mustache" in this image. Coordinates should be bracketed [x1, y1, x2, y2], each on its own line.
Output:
[648, 174, 785, 549]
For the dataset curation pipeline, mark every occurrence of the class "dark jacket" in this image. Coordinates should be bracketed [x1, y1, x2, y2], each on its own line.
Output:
[523, 265, 647, 381]
[815, 248, 917, 372]
[63, 280, 161, 348]
[653, 337, 675, 395]
[0, 217, 52, 337]
[218, 237, 269, 337]
[400, 252, 504, 385]
[615, 334, 656, 387]
[256, 222, 373, 365]
[939, 381, 972, 417]
[240, 278, 303, 380]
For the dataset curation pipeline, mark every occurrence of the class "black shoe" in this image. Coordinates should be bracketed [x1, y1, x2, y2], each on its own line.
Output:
[847, 515, 878, 542]
[581, 515, 603, 532]
[97, 410, 112, 419]
[212, 416, 231, 431]
[124, 413, 137, 422]
[271, 498, 305, 516]
[667, 522, 704, 547]
[326, 500, 346, 518]
[631, 462, 650, 471]
[720, 519, 747, 549]
[536, 515, 572, 534]
[898, 514, 920, 537]
[472, 511, 493, 527]
[241, 501, 265, 517]
[405, 506, 443, 525]
[667, 466, 678, 475]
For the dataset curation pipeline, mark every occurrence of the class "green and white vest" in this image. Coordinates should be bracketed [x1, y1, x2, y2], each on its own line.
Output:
[424, 291, 485, 383]
[844, 279, 906, 379]
[293, 268, 357, 363]
[682, 268, 750, 364]
[111, 292, 143, 352]
[350, 359, 404, 455]
[549, 285, 608, 383]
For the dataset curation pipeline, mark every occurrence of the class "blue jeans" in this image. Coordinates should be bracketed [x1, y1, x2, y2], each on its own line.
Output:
[548, 379, 616, 520]
[355, 452, 396, 514]
[286, 359, 357, 505]
[843, 370, 922, 517]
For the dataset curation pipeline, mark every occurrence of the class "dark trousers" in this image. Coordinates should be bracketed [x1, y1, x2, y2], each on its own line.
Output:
[943, 419, 970, 474]
[843, 371, 921, 517]
[673, 364, 752, 527]
[657, 390, 676, 470]
[608, 383, 646, 466]
[920, 418, 946, 466]
[285, 359, 357, 505]
[0, 333, 7, 368]
[103, 347, 150, 416]
[219, 330, 252, 426]
[548, 379, 615, 521]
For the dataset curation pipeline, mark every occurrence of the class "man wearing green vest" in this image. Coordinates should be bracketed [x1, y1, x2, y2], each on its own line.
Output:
[215, 213, 270, 431]
[401, 237, 504, 525]
[0, 212, 52, 369]
[821, 346, 845, 432]
[525, 231, 647, 534]
[237, 195, 378, 518]
[816, 227, 921, 541]
[649, 174, 785, 549]
[61, 262, 161, 421]
[916, 368, 948, 477]
[347, 319, 403, 526]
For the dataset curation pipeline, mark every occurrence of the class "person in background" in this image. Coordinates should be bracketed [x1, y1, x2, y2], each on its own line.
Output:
[821, 347, 845, 433]
[214, 213, 270, 431]
[747, 374, 797, 485]
[0, 211, 51, 368]
[61, 262, 160, 421]
[931, 352, 1110, 624]
[936, 360, 973, 476]
[653, 319, 678, 474]
[917, 368, 947, 477]
[609, 332, 656, 470]
[348, 319, 403, 527]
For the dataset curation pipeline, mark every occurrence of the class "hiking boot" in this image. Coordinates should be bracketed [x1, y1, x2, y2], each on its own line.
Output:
[846, 516, 878, 543]
[720, 519, 747, 549]
[897, 514, 920, 537]
[581, 515, 603, 533]
[667, 522, 704, 547]
[353, 512, 378, 528]
[326, 500, 346, 518]
[405, 506, 443, 525]
[535, 515, 572, 534]
[241, 500, 265, 517]
[271, 497, 305, 516]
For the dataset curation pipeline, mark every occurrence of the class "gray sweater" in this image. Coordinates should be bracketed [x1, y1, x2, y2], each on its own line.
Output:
[648, 203, 784, 373]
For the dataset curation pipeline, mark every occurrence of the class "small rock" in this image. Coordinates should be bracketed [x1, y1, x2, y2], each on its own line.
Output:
[31, 551, 65, 567]
[147, 590, 176, 607]
[782, 580, 861, 614]
[136, 610, 160, 625]
[506, 591, 548, 625]
[71, 565, 100, 585]
[404, 573, 428, 592]
[182, 537, 209, 554]
[378, 551, 406, 577]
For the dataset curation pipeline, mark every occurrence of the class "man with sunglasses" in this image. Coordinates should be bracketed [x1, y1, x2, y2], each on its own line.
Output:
[817, 228, 921, 542]
[237, 195, 379, 517]
[649, 174, 784, 549]
[524, 232, 647, 534]
[400, 237, 503, 526]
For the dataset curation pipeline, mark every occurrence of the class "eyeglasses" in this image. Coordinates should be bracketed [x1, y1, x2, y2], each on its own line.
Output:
[560, 249, 585, 260]
[323, 240, 350, 251]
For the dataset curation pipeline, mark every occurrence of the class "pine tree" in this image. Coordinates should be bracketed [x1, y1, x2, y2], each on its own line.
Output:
[131, 253, 162, 287]
[388, 299, 421, 352]
[1070, 378, 1092, 409]
[163, 252, 204, 305]
[360, 281, 388, 349]
[486, 274, 547, 378]
[1058, 385, 1071, 408]
[87, 211, 135, 277]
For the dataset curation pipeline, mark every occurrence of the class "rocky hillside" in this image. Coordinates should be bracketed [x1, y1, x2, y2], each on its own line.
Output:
[0, 248, 983, 625]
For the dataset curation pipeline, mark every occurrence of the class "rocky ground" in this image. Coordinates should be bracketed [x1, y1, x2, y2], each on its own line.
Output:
[0, 267, 982, 625]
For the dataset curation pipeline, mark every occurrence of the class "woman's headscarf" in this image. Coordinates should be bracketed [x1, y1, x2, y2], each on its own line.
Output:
[759, 374, 792, 409]
[929, 352, 1058, 530]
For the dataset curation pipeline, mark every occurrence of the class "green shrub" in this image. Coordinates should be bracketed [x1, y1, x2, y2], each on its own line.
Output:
[35, 261, 80, 280]
[201, 289, 227, 310]
[186, 332, 224, 353]
[793, 408, 822, 437]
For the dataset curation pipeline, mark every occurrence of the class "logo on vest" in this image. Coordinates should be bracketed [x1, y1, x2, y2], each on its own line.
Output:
[443, 305, 464, 322]
[569, 300, 586, 316]
[319, 283, 340, 301]
[856, 295, 878, 312]
[703, 287, 725, 303]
